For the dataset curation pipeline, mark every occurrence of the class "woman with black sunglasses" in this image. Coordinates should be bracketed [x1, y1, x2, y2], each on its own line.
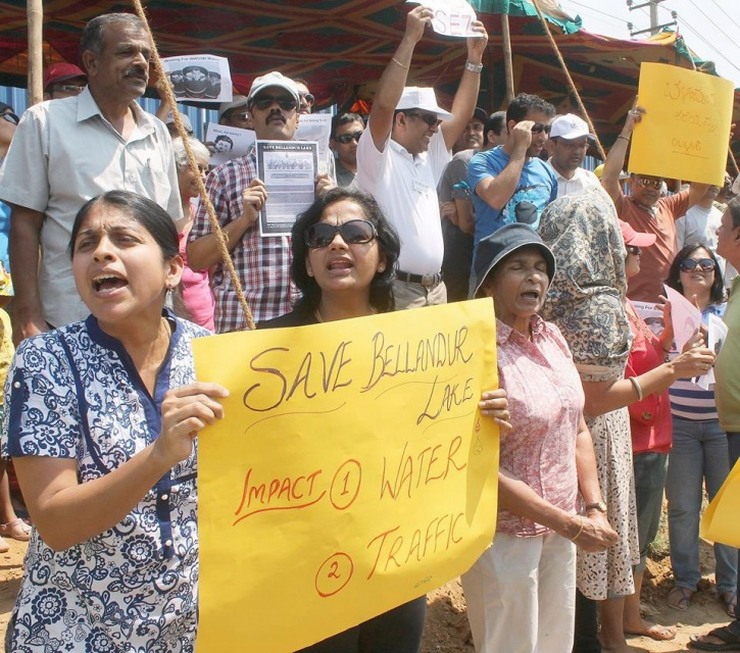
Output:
[262, 187, 508, 652]
[663, 243, 737, 618]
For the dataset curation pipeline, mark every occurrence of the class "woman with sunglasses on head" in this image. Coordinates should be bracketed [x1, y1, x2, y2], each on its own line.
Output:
[261, 187, 508, 653]
[663, 244, 737, 618]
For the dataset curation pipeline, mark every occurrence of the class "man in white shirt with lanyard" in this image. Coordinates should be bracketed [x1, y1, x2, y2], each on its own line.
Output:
[355, 4, 488, 309]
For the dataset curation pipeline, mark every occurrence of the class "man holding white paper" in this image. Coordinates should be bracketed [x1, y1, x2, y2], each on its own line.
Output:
[355, 3, 488, 309]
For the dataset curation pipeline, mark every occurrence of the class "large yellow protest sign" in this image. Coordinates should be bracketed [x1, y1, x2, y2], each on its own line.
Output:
[192, 300, 500, 652]
[630, 62, 734, 186]
[701, 458, 740, 547]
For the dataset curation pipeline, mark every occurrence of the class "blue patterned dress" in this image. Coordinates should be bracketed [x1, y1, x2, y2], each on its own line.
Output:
[1, 311, 209, 652]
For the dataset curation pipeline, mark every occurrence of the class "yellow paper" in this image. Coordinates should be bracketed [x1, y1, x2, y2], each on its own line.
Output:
[630, 62, 734, 186]
[701, 457, 740, 546]
[193, 300, 500, 652]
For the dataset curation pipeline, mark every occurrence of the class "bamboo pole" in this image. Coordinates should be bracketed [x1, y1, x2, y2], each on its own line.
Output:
[501, 14, 515, 105]
[27, 0, 43, 106]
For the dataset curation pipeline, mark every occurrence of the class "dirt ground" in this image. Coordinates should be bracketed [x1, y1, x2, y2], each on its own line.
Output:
[0, 537, 732, 652]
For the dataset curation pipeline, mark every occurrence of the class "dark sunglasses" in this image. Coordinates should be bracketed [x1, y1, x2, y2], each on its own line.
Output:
[300, 93, 315, 105]
[679, 258, 716, 273]
[531, 122, 551, 134]
[634, 176, 663, 189]
[305, 219, 377, 249]
[251, 95, 298, 111]
[334, 131, 363, 145]
[1, 112, 19, 125]
[405, 112, 441, 127]
[233, 112, 250, 121]
[626, 245, 641, 256]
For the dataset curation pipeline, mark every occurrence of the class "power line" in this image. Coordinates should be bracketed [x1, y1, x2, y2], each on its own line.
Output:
[672, 18, 740, 76]
[682, 0, 737, 47]
[561, 1, 630, 32]
[707, 0, 740, 31]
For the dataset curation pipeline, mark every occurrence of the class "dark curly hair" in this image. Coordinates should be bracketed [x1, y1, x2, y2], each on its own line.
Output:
[290, 188, 400, 314]
[665, 242, 725, 305]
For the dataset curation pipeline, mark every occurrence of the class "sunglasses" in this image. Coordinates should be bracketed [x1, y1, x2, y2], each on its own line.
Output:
[53, 84, 85, 95]
[679, 258, 716, 273]
[251, 95, 298, 112]
[626, 245, 641, 256]
[305, 219, 377, 249]
[300, 93, 315, 105]
[531, 122, 551, 134]
[634, 176, 663, 189]
[405, 112, 442, 127]
[334, 131, 363, 145]
[1, 112, 19, 125]
[233, 112, 250, 121]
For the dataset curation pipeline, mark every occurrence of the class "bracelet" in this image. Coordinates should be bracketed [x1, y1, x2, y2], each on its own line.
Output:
[629, 376, 644, 401]
[391, 58, 409, 70]
[570, 516, 585, 542]
[617, 135, 631, 142]
[465, 60, 483, 74]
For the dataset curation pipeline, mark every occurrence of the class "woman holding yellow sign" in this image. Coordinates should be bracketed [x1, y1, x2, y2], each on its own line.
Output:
[1, 191, 228, 652]
[262, 186, 510, 652]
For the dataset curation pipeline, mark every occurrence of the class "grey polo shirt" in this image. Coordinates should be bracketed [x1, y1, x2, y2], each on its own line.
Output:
[0, 88, 182, 327]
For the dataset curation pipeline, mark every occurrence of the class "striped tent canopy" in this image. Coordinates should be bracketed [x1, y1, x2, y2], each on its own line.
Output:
[1, 0, 738, 153]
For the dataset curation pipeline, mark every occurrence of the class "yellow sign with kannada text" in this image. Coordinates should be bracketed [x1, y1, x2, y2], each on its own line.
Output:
[630, 62, 734, 185]
[193, 300, 500, 652]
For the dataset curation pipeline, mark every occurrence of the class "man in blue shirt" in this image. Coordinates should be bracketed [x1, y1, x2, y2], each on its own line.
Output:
[468, 93, 557, 255]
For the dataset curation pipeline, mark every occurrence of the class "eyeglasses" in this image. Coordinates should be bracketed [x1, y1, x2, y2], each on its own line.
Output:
[304, 219, 377, 248]
[679, 258, 716, 273]
[634, 176, 663, 189]
[233, 112, 250, 121]
[405, 112, 442, 127]
[300, 93, 315, 105]
[1, 112, 19, 125]
[250, 95, 298, 111]
[334, 131, 363, 145]
[531, 122, 551, 134]
[52, 84, 85, 95]
[626, 245, 641, 256]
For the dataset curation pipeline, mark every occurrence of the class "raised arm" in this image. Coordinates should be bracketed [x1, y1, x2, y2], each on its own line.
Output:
[367, 5, 432, 151]
[440, 22, 489, 151]
[601, 107, 644, 204]
[473, 120, 534, 210]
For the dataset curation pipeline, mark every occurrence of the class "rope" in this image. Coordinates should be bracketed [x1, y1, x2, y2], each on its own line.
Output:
[531, 0, 607, 161]
[131, 0, 256, 331]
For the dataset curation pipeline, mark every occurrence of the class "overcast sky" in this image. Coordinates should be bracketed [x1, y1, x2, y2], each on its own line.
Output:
[557, 0, 740, 87]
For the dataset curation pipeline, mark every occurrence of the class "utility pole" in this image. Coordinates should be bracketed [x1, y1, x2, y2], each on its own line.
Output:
[626, 0, 677, 37]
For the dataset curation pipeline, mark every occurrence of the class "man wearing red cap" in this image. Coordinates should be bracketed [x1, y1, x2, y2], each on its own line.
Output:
[0, 12, 181, 340]
[42, 62, 87, 100]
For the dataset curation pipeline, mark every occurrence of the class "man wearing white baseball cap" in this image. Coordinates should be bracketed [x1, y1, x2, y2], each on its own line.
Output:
[355, 4, 488, 309]
[546, 113, 601, 199]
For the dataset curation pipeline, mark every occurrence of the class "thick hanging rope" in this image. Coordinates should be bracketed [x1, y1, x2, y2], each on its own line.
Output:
[531, 0, 607, 161]
[131, 0, 256, 331]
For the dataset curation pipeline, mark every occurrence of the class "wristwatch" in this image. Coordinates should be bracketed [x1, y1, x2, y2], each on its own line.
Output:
[584, 501, 607, 514]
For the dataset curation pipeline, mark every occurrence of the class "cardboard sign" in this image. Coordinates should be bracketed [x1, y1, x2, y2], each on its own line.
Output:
[630, 63, 734, 185]
[193, 300, 500, 652]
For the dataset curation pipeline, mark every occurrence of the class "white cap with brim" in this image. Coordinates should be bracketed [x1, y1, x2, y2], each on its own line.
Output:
[218, 95, 248, 121]
[472, 223, 556, 298]
[550, 113, 595, 141]
[395, 87, 453, 121]
[247, 71, 301, 108]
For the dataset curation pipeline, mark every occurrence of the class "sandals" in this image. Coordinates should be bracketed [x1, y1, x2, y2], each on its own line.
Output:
[667, 585, 694, 611]
[721, 591, 737, 619]
[0, 518, 31, 542]
[689, 625, 740, 651]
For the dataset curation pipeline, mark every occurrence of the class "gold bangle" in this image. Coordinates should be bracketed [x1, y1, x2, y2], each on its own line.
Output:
[391, 57, 409, 70]
[571, 516, 585, 542]
[617, 135, 631, 142]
